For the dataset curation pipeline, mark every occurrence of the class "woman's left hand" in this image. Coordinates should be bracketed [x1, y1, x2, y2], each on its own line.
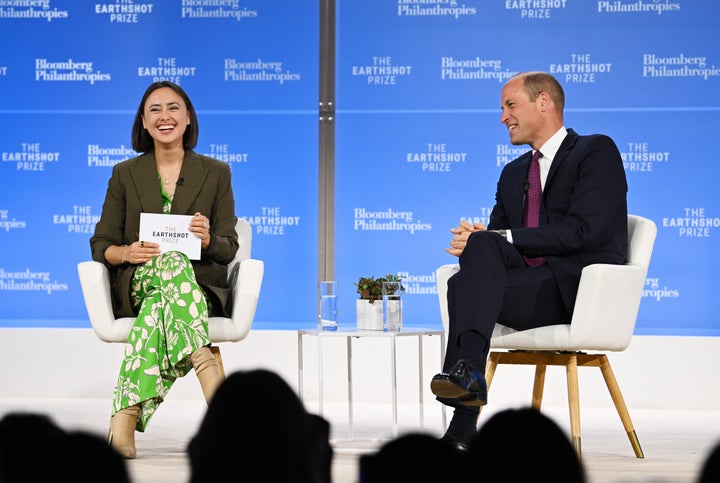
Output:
[190, 212, 211, 249]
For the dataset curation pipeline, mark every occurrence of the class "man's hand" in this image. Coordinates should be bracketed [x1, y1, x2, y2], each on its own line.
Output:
[446, 220, 486, 257]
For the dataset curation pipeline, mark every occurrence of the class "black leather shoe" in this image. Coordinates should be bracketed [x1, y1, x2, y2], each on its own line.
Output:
[431, 359, 487, 407]
[439, 432, 471, 452]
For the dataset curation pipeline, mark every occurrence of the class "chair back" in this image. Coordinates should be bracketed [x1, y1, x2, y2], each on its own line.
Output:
[566, 214, 657, 350]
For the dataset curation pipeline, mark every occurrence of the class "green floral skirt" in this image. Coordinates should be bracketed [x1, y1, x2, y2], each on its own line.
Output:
[112, 251, 210, 432]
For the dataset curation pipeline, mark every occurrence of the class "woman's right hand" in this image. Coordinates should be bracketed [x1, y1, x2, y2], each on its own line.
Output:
[125, 240, 161, 265]
[111, 241, 161, 266]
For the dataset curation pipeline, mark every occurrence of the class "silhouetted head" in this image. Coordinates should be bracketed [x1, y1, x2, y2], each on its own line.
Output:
[469, 407, 585, 483]
[188, 369, 332, 483]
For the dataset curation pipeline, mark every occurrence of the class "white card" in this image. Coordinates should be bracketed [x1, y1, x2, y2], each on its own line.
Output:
[139, 213, 201, 260]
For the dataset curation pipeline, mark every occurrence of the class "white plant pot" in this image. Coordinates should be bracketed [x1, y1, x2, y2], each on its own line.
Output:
[356, 299, 383, 331]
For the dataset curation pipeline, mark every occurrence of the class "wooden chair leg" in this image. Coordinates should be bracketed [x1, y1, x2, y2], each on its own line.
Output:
[209, 345, 226, 378]
[478, 352, 501, 418]
[531, 364, 546, 410]
[565, 353, 582, 460]
[597, 355, 644, 458]
[485, 352, 500, 388]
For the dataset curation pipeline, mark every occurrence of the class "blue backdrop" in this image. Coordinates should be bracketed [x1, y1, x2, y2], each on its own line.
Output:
[1, 0, 718, 336]
[333, 0, 720, 336]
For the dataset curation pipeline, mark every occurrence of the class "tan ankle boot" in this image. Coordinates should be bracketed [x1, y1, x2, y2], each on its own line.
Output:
[191, 346, 224, 404]
[109, 405, 140, 459]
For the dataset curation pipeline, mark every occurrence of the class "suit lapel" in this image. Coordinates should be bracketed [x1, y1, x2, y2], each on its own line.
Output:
[131, 153, 164, 214]
[545, 128, 578, 188]
[171, 150, 207, 215]
[509, 151, 532, 227]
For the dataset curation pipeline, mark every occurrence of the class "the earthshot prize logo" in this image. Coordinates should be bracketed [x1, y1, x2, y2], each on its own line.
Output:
[662, 208, 718, 238]
[351, 56, 412, 85]
[242, 206, 300, 236]
[406, 143, 468, 173]
[53, 205, 100, 235]
[620, 142, 669, 173]
[137, 57, 197, 84]
[204, 144, 248, 165]
[459, 208, 493, 229]
[94, 2, 154, 23]
[549, 53, 612, 84]
[505, 0, 568, 19]
[2, 143, 60, 172]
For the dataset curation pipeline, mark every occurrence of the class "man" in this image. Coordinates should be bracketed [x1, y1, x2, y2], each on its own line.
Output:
[430, 71, 628, 450]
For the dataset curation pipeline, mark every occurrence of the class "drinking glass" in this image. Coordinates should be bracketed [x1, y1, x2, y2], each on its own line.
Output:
[382, 281, 403, 332]
[319, 281, 338, 331]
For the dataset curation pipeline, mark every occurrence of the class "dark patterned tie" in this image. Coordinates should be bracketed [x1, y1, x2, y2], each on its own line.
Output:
[522, 151, 545, 267]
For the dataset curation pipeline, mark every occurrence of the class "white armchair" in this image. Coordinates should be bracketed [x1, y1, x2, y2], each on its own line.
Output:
[77, 218, 264, 375]
[436, 214, 657, 458]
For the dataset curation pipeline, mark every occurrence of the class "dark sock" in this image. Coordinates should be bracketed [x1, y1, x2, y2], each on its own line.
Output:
[458, 330, 488, 373]
[447, 406, 480, 442]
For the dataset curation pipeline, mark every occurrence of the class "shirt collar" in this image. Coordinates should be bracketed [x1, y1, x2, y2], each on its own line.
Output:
[534, 126, 568, 162]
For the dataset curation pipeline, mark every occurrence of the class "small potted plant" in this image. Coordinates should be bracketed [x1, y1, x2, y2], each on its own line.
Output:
[354, 274, 404, 330]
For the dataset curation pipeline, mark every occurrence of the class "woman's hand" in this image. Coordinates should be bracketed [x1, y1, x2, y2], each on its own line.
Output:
[126, 240, 161, 265]
[190, 212, 211, 249]
[108, 240, 160, 266]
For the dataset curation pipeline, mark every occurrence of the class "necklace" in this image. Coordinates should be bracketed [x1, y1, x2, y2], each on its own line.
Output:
[159, 160, 182, 185]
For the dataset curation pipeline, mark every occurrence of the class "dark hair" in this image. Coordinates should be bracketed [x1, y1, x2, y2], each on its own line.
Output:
[360, 433, 470, 482]
[521, 71, 566, 114]
[699, 440, 720, 483]
[188, 369, 333, 483]
[131, 81, 199, 153]
[469, 407, 585, 483]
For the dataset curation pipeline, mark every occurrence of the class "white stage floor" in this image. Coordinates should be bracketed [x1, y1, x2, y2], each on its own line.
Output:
[1, 397, 719, 483]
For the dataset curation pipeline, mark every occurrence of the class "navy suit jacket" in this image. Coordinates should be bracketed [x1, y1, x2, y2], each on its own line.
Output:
[487, 128, 628, 314]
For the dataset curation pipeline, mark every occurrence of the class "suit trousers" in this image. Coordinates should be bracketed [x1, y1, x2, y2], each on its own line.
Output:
[443, 231, 570, 374]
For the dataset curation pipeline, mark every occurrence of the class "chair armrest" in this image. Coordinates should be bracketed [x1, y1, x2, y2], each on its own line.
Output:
[76, 261, 134, 342]
[210, 258, 264, 342]
[570, 263, 647, 351]
[435, 264, 459, 334]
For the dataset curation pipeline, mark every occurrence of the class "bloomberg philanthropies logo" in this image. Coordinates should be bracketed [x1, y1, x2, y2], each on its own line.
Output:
[354, 208, 431, 234]
[35, 58, 111, 84]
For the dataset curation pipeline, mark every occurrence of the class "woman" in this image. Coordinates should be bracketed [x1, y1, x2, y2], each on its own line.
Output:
[90, 81, 238, 459]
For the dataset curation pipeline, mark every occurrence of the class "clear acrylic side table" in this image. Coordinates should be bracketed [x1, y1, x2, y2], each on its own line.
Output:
[297, 327, 447, 440]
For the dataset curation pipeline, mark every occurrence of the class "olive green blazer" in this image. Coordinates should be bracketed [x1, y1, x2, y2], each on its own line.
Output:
[90, 150, 238, 318]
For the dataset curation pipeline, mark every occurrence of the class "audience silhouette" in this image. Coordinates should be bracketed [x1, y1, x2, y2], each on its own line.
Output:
[468, 407, 585, 483]
[698, 439, 720, 483]
[360, 432, 470, 482]
[3, 398, 718, 483]
[0, 412, 130, 483]
[188, 369, 333, 483]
